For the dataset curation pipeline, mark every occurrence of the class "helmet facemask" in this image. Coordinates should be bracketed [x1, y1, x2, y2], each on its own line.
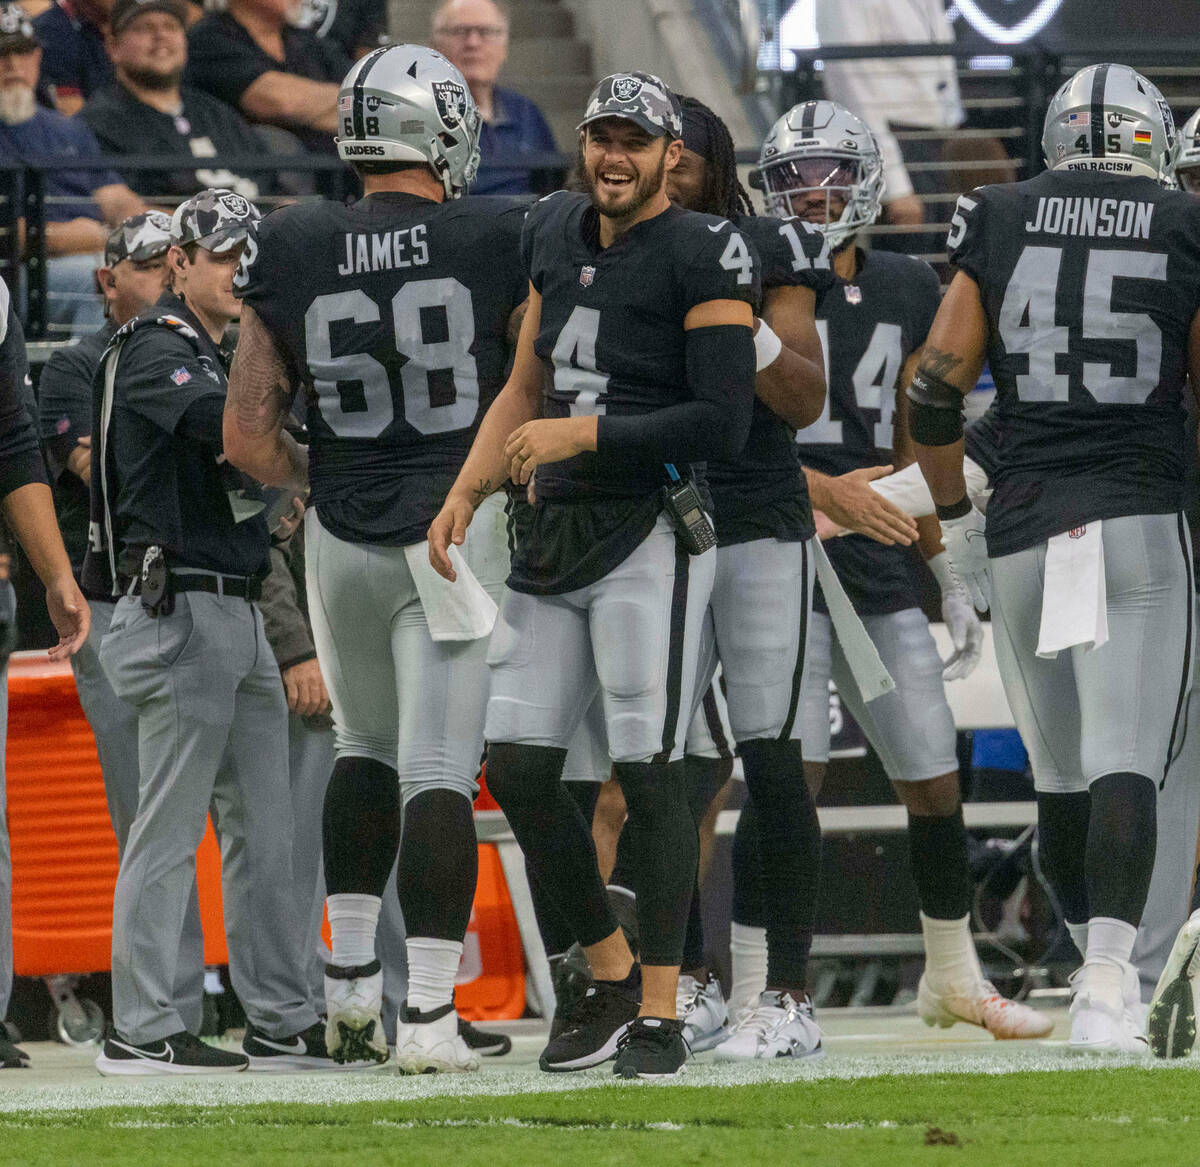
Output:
[759, 150, 883, 252]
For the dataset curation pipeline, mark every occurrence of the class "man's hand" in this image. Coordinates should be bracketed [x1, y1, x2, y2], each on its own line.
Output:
[927, 550, 985, 680]
[273, 495, 305, 540]
[428, 494, 477, 582]
[67, 436, 91, 485]
[44, 573, 90, 659]
[282, 657, 330, 717]
[939, 506, 990, 613]
[504, 417, 597, 485]
[810, 466, 919, 546]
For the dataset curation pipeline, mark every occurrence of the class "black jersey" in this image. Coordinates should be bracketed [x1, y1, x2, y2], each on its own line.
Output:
[704, 213, 834, 546]
[799, 248, 941, 615]
[964, 395, 1002, 484]
[948, 170, 1200, 558]
[0, 282, 45, 504]
[236, 192, 529, 548]
[511, 192, 760, 594]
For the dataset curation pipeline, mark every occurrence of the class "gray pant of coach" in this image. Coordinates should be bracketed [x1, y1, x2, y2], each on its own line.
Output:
[73, 599, 205, 1032]
[100, 589, 318, 1045]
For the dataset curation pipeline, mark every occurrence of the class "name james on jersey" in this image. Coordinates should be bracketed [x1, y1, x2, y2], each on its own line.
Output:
[337, 224, 431, 275]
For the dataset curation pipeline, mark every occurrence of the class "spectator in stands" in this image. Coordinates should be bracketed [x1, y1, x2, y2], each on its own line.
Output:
[0, 6, 144, 333]
[32, 0, 115, 115]
[815, 0, 964, 233]
[185, 0, 351, 157]
[292, 0, 384, 61]
[431, 0, 558, 195]
[82, 0, 273, 199]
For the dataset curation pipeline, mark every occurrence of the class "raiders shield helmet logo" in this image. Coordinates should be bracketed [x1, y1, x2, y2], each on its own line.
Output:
[953, 0, 1064, 44]
[219, 192, 251, 218]
[612, 76, 643, 103]
[432, 79, 467, 128]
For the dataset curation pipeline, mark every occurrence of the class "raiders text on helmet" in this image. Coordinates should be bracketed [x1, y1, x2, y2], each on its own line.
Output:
[754, 101, 885, 252]
[1042, 63, 1178, 184]
[335, 44, 481, 199]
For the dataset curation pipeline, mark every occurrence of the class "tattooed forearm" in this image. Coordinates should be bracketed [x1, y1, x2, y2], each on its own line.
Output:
[226, 304, 295, 437]
[919, 346, 964, 380]
[470, 478, 492, 506]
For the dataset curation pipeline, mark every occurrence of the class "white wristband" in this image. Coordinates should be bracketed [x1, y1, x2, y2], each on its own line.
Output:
[753, 319, 783, 372]
[926, 549, 958, 594]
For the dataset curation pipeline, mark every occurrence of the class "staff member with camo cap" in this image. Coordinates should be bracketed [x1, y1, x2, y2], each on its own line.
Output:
[90, 190, 358, 1075]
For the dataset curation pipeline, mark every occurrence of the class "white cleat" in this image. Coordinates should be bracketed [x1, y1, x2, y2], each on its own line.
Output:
[1149, 911, 1200, 1058]
[917, 974, 1054, 1040]
[1068, 959, 1150, 1056]
[712, 991, 823, 1061]
[677, 973, 728, 1054]
[324, 961, 389, 1066]
[395, 1002, 480, 1074]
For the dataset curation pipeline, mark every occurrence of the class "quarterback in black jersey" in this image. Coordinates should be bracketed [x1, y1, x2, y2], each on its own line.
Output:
[744, 99, 1051, 1045]
[429, 72, 757, 1079]
[226, 46, 524, 1075]
[910, 64, 1200, 1056]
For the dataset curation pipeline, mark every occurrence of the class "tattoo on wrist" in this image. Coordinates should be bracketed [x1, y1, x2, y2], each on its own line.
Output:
[921, 346, 963, 380]
[470, 478, 491, 506]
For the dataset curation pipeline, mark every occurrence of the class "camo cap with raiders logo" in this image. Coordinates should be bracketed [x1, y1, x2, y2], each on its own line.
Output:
[104, 211, 173, 268]
[577, 72, 683, 140]
[170, 188, 261, 253]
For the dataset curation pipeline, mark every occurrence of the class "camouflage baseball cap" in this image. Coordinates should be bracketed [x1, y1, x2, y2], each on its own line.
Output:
[0, 4, 38, 54]
[104, 211, 173, 268]
[577, 72, 683, 140]
[170, 188, 261, 253]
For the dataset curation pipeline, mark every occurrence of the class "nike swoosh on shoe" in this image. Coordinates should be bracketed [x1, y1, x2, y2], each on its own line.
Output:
[113, 1040, 173, 1061]
[253, 1036, 307, 1055]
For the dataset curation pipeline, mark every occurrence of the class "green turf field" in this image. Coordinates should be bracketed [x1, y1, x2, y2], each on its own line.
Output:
[5, 1064, 1200, 1167]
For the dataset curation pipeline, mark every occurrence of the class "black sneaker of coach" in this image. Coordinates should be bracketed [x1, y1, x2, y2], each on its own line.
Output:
[549, 945, 595, 1041]
[458, 1017, 512, 1056]
[243, 1020, 377, 1071]
[539, 976, 641, 1072]
[612, 1017, 687, 1080]
[95, 1030, 248, 1076]
[0, 1029, 29, 1068]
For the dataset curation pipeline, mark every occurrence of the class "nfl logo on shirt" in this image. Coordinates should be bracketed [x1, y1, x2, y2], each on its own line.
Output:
[844, 284, 862, 305]
[171, 366, 192, 386]
[580, 265, 596, 287]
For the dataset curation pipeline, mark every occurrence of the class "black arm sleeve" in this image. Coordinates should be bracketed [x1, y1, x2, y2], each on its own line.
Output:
[595, 324, 755, 465]
[0, 304, 48, 500]
[175, 394, 228, 448]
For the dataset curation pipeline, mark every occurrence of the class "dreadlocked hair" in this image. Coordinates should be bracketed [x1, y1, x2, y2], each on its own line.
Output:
[679, 95, 755, 220]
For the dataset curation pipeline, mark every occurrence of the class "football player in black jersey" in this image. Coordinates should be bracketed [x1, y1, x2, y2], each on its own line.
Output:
[910, 63, 1200, 1055]
[429, 72, 757, 1079]
[226, 45, 527, 1074]
[652, 95, 835, 1058]
[743, 99, 1052, 1044]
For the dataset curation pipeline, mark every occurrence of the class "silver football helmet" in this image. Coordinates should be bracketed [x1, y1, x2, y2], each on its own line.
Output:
[753, 101, 884, 252]
[1175, 108, 1200, 193]
[1042, 63, 1177, 184]
[335, 44, 481, 199]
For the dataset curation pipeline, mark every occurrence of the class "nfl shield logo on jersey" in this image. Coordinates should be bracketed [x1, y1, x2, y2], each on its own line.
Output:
[844, 284, 862, 305]
[170, 366, 192, 386]
[580, 265, 596, 287]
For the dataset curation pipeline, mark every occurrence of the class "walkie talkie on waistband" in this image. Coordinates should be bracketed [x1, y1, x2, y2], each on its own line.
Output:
[661, 463, 716, 556]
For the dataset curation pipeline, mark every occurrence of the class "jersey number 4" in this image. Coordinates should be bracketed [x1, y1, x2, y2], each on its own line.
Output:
[999, 245, 1168, 404]
[304, 279, 480, 438]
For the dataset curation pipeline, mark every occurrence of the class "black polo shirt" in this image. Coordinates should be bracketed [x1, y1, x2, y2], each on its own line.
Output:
[96, 291, 269, 580]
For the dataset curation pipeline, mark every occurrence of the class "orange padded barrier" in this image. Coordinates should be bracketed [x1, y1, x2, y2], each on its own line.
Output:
[7, 654, 527, 1020]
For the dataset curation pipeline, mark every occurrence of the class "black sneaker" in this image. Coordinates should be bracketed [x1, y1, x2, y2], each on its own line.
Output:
[458, 1017, 512, 1057]
[95, 1030, 248, 1076]
[243, 1020, 377, 1072]
[613, 1017, 687, 1080]
[539, 977, 640, 1072]
[0, 1030, 29, 1069]
[549, 946, 594, 1041]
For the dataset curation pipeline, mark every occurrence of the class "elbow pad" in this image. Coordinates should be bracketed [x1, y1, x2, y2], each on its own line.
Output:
[685, 324, 756, 459]
[907, 368, 964, 446]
